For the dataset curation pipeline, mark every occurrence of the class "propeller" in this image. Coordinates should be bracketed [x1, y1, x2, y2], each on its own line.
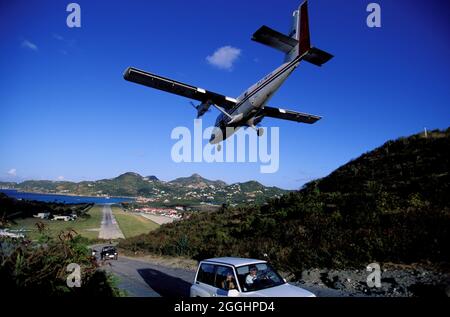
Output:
[190, 100, 212, 118]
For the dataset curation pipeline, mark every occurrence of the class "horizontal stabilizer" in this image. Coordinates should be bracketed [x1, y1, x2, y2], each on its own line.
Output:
[303, 47, 333, 66]
[252, 25, 298, 53]
[263, 106, 321, 124]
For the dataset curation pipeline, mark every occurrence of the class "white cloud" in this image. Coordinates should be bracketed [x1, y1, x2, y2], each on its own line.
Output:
[7, 168, 17, 176]
[52, 33, 64, 41]
[206, 46, 241, 70]
[52, 34, 77, 54]
[21, 39, 38, 51]
[57, 176, 65, 181]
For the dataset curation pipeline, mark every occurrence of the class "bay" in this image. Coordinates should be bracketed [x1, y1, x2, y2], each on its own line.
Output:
[0, 189, 134, 204]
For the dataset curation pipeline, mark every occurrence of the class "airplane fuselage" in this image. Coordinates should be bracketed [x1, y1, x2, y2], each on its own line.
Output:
[124, 1, 331, 145]
[209, 57, 301, 144]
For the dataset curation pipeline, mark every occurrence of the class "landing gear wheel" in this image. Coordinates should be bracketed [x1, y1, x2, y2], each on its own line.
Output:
[217, 144, 222, 152]
[257, 127, 264, 137]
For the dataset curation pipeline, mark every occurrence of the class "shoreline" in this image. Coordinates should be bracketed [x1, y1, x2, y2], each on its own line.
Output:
[0, 188, 136, 201]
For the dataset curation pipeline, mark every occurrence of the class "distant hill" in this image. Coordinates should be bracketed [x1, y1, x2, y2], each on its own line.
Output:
[169, 173, 227, 188]
[120, 128, 450, 276]
[0, 182, 17, 190]
[0, 173, 288, 206]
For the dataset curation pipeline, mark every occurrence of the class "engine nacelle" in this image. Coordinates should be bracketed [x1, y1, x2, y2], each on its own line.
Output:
[195, 100, 213, 118]
[246, 115, 264, 127]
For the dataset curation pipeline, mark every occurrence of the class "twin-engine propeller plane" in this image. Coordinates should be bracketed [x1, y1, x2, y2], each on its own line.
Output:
[124, 1, 332, 151]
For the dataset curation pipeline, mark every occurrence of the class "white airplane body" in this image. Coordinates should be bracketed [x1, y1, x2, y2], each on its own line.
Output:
[124, 1, 332, 149]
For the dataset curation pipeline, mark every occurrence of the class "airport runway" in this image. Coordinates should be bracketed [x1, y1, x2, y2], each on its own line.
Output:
[99, 204, 125, 240]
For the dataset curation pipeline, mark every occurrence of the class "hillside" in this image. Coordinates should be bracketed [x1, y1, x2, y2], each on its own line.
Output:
[0, 173, 288, 206]
[169, 173, 227, 188]
[119, 128, 450, 276]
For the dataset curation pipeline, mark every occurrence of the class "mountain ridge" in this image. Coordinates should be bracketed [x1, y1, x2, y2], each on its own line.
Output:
[0, 172, 289, 205]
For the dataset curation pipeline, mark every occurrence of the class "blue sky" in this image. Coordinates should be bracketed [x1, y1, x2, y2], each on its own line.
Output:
[0, 0, 449, 189]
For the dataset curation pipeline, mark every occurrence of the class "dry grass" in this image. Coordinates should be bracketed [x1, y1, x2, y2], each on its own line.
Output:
[111, 206, 159, 238]
[118, 250, 198, 271]
[10, 205, 103, 240]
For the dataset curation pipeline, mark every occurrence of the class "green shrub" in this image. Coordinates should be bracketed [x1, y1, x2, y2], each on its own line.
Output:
[0, 228, 122, 296]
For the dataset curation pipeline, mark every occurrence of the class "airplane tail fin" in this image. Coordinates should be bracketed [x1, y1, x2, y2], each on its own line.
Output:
[252, 1, 333, 66]
[284, 1, 333, 66]
[284, 1, 306, 62]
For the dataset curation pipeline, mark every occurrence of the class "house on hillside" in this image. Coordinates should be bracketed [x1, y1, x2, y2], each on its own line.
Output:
[33, 212, 51, 219]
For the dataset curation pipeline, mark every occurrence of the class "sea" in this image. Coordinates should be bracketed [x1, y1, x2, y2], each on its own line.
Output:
[0, 189, 134, 204]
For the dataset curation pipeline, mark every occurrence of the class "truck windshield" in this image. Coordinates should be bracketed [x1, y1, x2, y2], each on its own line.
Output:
[236, 263, 285, 292]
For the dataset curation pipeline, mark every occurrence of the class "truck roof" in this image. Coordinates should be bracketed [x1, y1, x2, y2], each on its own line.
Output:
[202, 257, 267, 267]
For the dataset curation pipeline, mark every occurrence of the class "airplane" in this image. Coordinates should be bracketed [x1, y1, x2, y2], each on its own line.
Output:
[124, 1, 333, 151]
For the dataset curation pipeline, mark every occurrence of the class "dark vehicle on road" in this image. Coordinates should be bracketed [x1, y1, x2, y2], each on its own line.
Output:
[100, 246, 118, 260]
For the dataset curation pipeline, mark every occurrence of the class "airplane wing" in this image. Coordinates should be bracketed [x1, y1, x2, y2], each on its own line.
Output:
[262, 106, 321, 124]
[123, 67, 237, 110]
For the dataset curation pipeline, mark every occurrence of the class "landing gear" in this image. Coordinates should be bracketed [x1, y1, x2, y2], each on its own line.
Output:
[248, 124, 264, 137]
[217, 144, 222, 152]
[257, 127, 264, 137]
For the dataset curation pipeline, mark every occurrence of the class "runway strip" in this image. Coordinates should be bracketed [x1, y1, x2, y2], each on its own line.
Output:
[99, 204, 125, 240]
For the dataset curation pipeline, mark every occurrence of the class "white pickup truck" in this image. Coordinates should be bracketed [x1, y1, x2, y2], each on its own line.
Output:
[190, 257, 315, 297]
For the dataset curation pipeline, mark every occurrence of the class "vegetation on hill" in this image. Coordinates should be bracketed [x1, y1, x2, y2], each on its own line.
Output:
[119, 128, 450, 277]
[1, 172, 288, 205]
[169, 173, 227, 188]
[0, 228, 122, 296]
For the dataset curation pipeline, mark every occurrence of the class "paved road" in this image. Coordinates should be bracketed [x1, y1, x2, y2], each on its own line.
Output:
[101, 255, 349, 297]
[104, 256, 195, 297]
[99, 204, 125, 240]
